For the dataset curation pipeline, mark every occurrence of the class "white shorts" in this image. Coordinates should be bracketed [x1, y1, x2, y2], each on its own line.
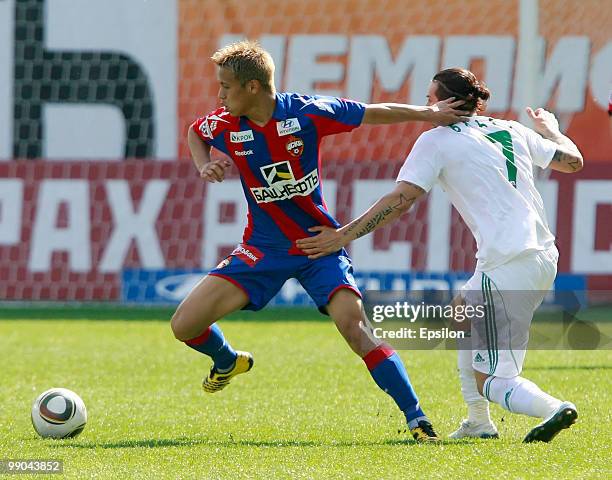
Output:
[461, 246, 558, 378]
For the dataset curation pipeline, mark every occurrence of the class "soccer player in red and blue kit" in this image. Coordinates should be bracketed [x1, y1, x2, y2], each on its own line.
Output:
[170, 40, 468, 442]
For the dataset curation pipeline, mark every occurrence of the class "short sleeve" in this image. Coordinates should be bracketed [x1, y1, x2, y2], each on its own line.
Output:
[191, 116, 213, 145]
[396, 132, 443, 192]
[300, 95, 366, 137]
[190, 108, 233, 146]
[516, 122, 558, 169]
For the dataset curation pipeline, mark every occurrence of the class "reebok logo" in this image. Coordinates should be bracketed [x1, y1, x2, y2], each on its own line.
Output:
[231, 244, 264, 267]
[199, 113, 230, 139]
[474, 353, 485, 362]
[234, 149, 253, 156]
[297, 96, 335, 114]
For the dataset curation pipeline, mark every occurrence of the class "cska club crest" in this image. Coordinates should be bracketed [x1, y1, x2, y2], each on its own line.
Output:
[285, 135, 304, 157]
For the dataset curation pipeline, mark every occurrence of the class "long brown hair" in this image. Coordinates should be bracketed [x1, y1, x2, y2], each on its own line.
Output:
[432, 68, 490, 113]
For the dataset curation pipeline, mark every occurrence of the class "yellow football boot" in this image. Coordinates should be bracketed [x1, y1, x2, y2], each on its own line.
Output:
[202, 351, 254, 393]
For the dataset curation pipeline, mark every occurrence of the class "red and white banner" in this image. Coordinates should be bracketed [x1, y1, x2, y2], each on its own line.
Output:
[1, 161, 610, 301]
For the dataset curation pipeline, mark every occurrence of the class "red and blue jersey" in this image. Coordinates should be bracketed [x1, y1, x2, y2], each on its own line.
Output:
[192, 92, 366, 254]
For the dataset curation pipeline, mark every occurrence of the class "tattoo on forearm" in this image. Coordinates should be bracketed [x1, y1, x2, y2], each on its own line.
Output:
[343, 217, 364, 236]
[346, 193, 417, 239]
[392, 192, 417, 211]
[552, 149, 581, 172]
[354, 205, 394, 238]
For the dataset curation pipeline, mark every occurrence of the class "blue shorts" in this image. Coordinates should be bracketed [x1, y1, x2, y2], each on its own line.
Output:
[208, 243, 361, 313]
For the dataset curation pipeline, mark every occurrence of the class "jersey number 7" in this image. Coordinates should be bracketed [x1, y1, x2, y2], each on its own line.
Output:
[484, 130, 517, 188]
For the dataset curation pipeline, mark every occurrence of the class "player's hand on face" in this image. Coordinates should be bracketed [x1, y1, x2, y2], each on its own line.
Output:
[526, 107, 560, 136]
[199, 159, 231, 182]
[429, 97, 471, 126]
[296, 226, 344, 259]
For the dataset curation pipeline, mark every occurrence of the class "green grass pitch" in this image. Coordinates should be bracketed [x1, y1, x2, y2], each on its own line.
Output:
[1, 309, 611, 479]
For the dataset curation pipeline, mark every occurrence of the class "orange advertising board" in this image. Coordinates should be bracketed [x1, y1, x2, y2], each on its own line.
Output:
[179, 0, 611, 162]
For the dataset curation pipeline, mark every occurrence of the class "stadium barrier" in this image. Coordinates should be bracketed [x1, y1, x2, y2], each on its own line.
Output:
[1, 160, 610, 303]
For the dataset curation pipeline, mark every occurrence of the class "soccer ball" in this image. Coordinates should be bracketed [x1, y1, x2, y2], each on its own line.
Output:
[31, 388, 87, 439]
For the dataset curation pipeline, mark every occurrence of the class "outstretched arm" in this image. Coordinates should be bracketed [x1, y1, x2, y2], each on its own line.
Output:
[363, 98, 470, 127]
[296, 181, 426, 259]
[526, 107, 583, 173]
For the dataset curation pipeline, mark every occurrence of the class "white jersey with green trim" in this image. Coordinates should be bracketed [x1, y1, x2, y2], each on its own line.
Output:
[397, 115, 558, 271]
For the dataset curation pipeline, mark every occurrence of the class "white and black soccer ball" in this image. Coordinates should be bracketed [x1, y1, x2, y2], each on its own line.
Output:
[31, 388, 87, 439]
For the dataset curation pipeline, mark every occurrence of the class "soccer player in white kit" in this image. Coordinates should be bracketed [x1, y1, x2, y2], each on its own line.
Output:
[297, 68, 584, 443]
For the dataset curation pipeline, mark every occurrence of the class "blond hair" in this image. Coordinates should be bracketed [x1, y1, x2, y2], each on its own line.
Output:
[212, 40, 275, 93]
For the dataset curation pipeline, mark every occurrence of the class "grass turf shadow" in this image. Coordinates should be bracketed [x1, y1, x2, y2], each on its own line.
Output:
[48, 436, 467, 449]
